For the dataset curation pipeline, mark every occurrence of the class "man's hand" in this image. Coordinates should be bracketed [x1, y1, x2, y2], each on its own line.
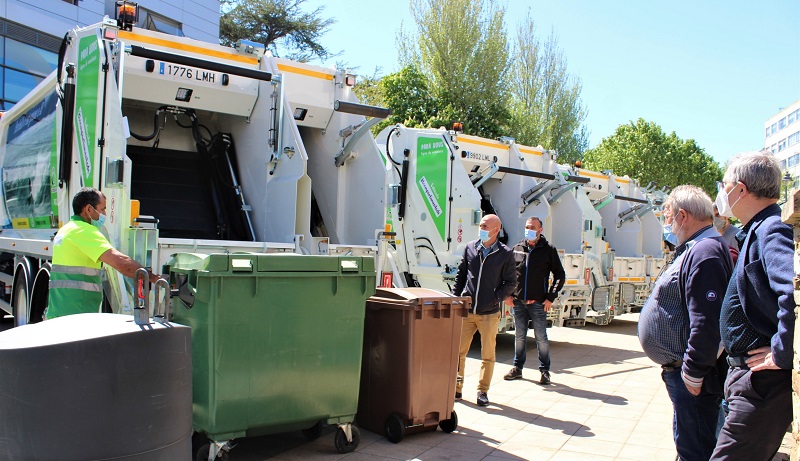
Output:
[746, 346, 781, 372]
[504, 296, 514, 307]
[543, 299, 552, 312]
[684, 383, 701, 396]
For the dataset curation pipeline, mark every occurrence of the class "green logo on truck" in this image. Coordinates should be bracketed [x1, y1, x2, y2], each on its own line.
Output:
[75, 34, 102, 188]
[415, 136, 449, 241]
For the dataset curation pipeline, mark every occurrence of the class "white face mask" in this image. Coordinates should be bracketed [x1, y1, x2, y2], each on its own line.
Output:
[715, 182, 742, 218]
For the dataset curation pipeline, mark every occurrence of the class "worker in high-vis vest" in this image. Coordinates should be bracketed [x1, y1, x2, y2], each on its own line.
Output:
[46, 187, 160, 319]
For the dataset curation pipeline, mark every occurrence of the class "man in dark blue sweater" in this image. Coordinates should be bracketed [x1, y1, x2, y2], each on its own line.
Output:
[639, 185, 733, 461]
[503, 216, 565, 385]
[452, 214, 516, 407]
[711, 151, 795, 460]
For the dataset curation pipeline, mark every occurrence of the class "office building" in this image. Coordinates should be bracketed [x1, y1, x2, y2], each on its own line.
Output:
[766, 99, 800, 190]
[0, 0, 219, 109]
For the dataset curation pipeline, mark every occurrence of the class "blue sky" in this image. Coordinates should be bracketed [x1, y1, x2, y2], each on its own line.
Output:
[301, 0, 800, 165]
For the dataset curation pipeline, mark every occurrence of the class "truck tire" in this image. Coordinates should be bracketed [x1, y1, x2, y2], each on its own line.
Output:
[29, 264, 50, 324]
[12, 269, 30, 327]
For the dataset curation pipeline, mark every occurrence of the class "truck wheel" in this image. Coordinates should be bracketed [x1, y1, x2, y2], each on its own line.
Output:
[12, 271, 30, 327]
[29, 265, 50, 323]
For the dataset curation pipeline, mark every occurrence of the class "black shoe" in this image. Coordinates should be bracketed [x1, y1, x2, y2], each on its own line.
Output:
[504, 367, 523, 380]
[477, 391, 489, 406]
[540, 370, 551, 385]
[455, 392, 462, 399]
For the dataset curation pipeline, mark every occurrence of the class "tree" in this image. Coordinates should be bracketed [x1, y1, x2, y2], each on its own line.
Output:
[219, 0, 336, 62]
[583, 119, 722, 196]
[404, 0, 510, 138]
[508, 14, 588, 165]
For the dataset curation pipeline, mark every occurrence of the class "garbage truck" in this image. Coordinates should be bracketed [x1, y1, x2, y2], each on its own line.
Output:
[375, 125, 616, 328]
[573, 166, 665, 314]
[0, 3, 396, 458]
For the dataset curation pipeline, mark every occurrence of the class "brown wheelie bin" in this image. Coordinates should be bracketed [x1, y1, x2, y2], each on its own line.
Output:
[357, 287, 471, 443]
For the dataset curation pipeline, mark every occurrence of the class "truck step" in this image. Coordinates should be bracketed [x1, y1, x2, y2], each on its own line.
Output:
[563, 318, 585, 328]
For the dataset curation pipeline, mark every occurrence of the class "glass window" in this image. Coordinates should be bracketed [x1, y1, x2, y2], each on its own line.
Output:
[772, 123, 778, 134]
[766, 127, 771, 138]
[790, 111, 796, 125]
[779, 117, 787, 129]
[140, 9, 184, 37]
[4, 69, 42, 103]
[5, 39, 57, 77]
[781, 159, 787, 169]
[788, 154, 797, 167]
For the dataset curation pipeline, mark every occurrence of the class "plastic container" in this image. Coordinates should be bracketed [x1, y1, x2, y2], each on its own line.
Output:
[0, 313, 193, 460]
[357, 287, 471, 443]
[167, 253, 375, 457]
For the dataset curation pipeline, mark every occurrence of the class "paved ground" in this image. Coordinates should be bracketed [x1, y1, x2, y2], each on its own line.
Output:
[2, 314, 791, 460]
[215, 314, 794, 461]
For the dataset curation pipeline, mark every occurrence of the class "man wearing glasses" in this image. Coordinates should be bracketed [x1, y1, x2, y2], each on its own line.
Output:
[711, 151, 795, 460]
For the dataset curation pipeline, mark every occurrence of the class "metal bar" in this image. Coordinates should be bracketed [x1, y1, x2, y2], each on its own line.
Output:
[496, 165, 556, 180]
[565, 175, 590, 184]
[126, 45, 272, 82]
[334, 100, 392, 119]
[615, 194, 649, 204]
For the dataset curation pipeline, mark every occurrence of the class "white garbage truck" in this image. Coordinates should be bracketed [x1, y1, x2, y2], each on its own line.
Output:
[376, 125, 615, 328]
[573, 166, 665, 315]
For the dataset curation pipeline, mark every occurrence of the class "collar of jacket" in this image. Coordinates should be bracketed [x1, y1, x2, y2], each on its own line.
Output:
[521, 234, 548, 250]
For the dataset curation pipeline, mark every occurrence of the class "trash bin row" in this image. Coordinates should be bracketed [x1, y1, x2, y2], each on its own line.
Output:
[0, 252, 472, 461]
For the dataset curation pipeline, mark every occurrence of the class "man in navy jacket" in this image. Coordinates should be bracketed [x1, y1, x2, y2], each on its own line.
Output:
[504, 216, 565, 385]
[639, 186, 733, 461]
[711, 150, 795, 460]
[453, 214, 516, 407]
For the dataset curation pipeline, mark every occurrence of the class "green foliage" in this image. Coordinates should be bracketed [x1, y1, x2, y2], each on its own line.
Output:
[508, 14, 588, 165]
[219, 0, 336, 62]
[583, 119, 722, 196]
[406, 0, 511, 138]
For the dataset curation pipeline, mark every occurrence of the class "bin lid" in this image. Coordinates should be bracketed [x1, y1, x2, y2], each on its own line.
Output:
[372, 287, 456, 301]
[168, 252, 374, 274]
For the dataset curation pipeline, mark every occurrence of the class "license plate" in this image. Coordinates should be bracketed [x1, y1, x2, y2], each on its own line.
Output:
[158, 62, 219, 83]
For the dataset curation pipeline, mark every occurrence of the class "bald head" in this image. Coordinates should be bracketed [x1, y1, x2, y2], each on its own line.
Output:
[479, 214, 502, 246]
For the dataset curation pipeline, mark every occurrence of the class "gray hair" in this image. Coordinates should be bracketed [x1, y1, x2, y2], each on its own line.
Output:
[723, 150, 781, 199]
[664, 185, 714, 222]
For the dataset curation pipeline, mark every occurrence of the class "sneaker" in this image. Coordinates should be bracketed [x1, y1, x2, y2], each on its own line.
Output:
[540, 370, 551, 385]
[477, 391, 489, 407]
[504, 367, 523, 380]
[455, 392, 462, 399]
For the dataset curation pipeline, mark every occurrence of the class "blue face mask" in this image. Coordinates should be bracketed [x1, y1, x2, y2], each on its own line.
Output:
[478, 229, 491, 243]
[91, 208, 106, 229]
[524, 229, 538, 241]
[663, 225, 678, 246]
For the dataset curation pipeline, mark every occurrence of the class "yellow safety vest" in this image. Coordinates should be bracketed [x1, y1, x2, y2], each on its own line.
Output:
[46, 215, 114, 319]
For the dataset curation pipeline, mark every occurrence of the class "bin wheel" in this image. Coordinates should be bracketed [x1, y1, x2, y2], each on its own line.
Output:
[195, 443, 229, 461]
[439, 410, 458, 433]
[302, 421, 322, 440]
[384, 414, 406, 443]
[334, 425, 360, 453]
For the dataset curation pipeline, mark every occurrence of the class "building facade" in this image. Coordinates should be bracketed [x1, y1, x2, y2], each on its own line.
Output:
[0, 0, 219, 109]
[766, 99, 800, 189]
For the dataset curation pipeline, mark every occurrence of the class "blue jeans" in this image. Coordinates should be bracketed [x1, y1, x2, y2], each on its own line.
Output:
[512, 299, 549, 371]
[662, 367, 723, 461]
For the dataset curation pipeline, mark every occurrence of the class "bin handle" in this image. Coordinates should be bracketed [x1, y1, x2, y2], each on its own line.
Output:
[133, 268, 150, 325]
[152, 279, 171, 324]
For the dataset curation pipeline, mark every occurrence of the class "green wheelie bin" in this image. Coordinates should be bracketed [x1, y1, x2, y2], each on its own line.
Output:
[167, 253, 375, 460]
[357, 287, 470, 443]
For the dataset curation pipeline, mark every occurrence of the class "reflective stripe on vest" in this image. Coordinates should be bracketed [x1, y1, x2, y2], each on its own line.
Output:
[49, 279, 102, 292]
[51, 264, 102, 277]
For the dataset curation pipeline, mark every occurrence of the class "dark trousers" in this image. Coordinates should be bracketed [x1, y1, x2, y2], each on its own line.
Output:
[711, 367, 791, 460]
[662, 368, 723, 461]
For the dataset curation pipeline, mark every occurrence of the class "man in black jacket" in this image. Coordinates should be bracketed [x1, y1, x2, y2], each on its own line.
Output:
[453, 214, 516, 407]
[504, 217, 565, 385]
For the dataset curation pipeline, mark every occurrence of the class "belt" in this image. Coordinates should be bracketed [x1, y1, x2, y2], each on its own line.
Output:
[726, 355, 750, 369]
[661, 359, 683, 371]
